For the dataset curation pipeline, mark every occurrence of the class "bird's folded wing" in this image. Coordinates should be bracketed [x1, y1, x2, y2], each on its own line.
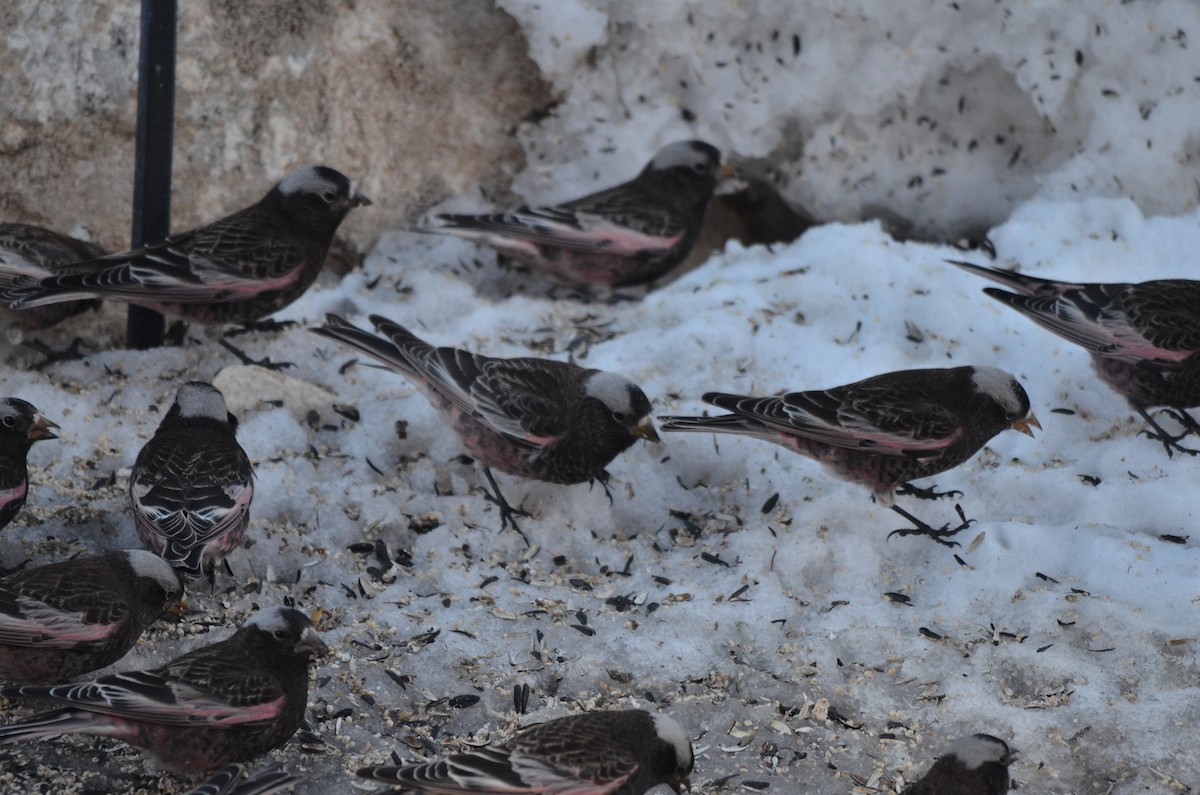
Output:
[13, 669, 285, 727]
[0, 593, 122, 646]
[710, 391, 962, 458]
[470, 363, 569, 445]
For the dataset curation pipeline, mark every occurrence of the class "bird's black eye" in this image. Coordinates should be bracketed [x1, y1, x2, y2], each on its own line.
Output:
[273, 628, 288, 640]
[612, 410, 628, 423]
[1, 416, 15, 428]
[691, 162, 709, 174]
[320, 190, 337, 203]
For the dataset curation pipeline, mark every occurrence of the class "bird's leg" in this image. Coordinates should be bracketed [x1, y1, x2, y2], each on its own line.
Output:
[1137, 409, 1200, 457]
[22, 337, 87, 370]
[218, 338, 295, 371]
[590, 469, 615, 505]
[1157, 408, 1200, 437]
[481, 468, 531, 544]
[165, 319, 190, 346]
[886, 503, 974, 548]
[225, 318, 298, 337]
[895, 482, 963, 501]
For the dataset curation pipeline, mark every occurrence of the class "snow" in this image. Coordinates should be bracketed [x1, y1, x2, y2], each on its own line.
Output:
[503, 0, 1200, 239]
[3, 2, 1200, 794]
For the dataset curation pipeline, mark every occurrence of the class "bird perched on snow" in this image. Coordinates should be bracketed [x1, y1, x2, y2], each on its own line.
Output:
[419, 141, 723, 290]
[658, 366, 1040, 546]
[1, 166, 370, 325]
[950, 259, 1200, 457]
[901, 733, 1015, 795]
[0, 549, 182, 684]
[0, 223, 104, 331]
[183, 763, 302, 795]
[0, 397, 58, 533]
[356, 709, 694, 795]
[311, 314, 659, 537]
[0, 605, 327, 774]
[130, 382, 254, 580]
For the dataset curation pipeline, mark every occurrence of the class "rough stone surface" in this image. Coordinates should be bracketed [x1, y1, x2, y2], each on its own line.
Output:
[0, 1, 553, 256]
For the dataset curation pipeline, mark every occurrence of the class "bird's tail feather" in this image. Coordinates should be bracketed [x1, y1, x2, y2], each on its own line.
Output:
[0, 708, 100, 745]
[309, 314, 426, 378]
[0, 255, 52, 304]
[658, 414, 768, 436]
[946, 259, 1070, 294]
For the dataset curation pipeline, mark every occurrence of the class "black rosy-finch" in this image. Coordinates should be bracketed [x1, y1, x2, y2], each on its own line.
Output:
[0, 549, 183, 684]
[0, 605, 327, 774]
[311, 314, 659, 536]
[0, 222, 104, 330]
[901, 733, 1015, 795]
[951, 259, 1200, 457]
[0, 397, 58, 532]
[356, 709, 694, 795]
[130, 382, 254, 580]
[2, 166, 370, 324]
[421, 141, 722, 289]
[182, 763, 302, 795]
[659, 366, 1039, 546]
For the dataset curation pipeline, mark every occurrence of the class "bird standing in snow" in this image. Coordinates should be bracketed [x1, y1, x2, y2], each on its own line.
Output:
[0, 223, 104, 331]
[0, 549, 182, 684]
[0, 605, 327, 774]
[951, 259, 1200, 457]
[900, 733, 1015, 795]
[419, 141, 723, 290]
[0, 166, 370, 325]
[0, 398, 58, 533]
[658, 366, 1039, 546]
[356, 709, 694, 795]
[130, 382, 254, 580]
[310, 314, 659, 538]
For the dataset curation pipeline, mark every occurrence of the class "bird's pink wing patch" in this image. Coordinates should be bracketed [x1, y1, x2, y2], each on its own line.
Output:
[568, 214, 684, 254]
[135, 253, 300, 297]
[1028, 298, 1191, 363]
[41, 674, 286, 728]
[770, 402, 963, 457]
[436, 210, 683, 256]
[0, 482, 27, 506]
[1089, 313, 1191, 362]
[0, 597, 115, 646]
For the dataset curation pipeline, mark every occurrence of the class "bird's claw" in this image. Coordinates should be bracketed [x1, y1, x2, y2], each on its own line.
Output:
[218, 338, 295, 371]
[481, 468, 532, 545]
[22, 338, 88, 371]
[591, 470, 615, 505]
[896, 482, 963, 501]
[1138, 409, 1200, 457]
[887, 503, 974, 548]
[225, 318, 298, 337]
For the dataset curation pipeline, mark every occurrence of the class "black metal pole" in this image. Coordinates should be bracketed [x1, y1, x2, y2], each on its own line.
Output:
[127, 0, 176, 349]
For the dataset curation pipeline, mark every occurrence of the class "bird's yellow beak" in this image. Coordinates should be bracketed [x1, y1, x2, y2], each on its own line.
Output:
[633, 416, 661, 443]
[28, 414, 59, 441]
[1011, 413, 1041, 437]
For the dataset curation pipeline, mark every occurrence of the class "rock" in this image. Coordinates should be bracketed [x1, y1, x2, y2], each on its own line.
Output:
[0, 1, 553, 260]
